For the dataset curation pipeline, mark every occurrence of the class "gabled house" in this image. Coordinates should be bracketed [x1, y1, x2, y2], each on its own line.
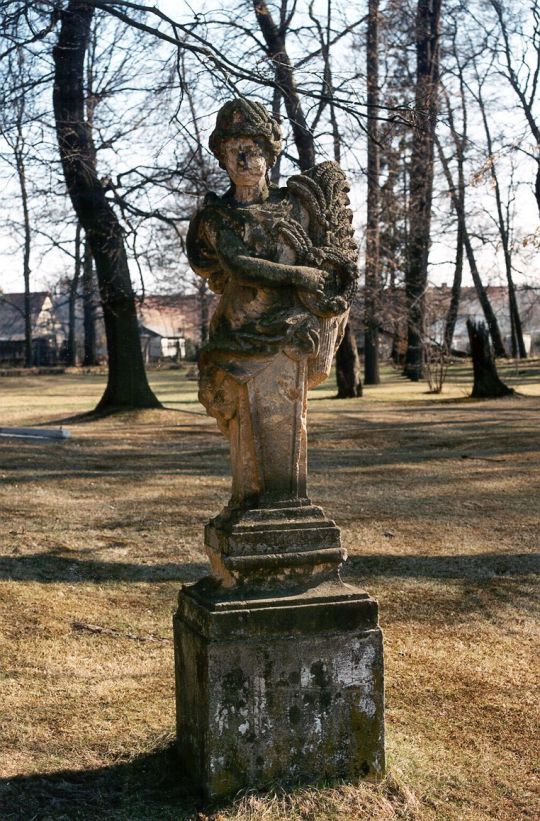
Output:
[138, 293, 213, 362]
[49, 282, 106, 365]
[0, 292, 64, 365]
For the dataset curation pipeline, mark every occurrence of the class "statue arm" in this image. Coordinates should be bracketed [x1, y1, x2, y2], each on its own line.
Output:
[216, 225, 324, 293]
[186, 206, 225, 289]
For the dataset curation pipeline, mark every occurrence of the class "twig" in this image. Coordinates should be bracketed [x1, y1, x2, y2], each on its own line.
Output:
[72, 620, 171, 643]
[460, 454, 506, 463]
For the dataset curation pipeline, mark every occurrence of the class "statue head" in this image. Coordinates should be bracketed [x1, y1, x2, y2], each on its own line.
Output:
[208, 99, 282, 178]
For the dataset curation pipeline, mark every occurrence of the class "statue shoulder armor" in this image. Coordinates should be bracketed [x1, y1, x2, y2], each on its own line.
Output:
[186, 196, 223, 278]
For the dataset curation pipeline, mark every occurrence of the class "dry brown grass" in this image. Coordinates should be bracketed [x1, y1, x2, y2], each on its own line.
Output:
[0, 362, 539, 820]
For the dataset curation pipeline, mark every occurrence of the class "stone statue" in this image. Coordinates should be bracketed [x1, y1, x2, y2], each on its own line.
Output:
[175, 100, 384, 797]
[187, 98, 358, 586]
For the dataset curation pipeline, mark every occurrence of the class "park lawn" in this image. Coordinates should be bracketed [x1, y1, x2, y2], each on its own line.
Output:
[0, 363, 539, 820]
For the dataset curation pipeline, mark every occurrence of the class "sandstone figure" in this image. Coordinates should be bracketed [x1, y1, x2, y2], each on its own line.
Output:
[187, 98, 358, 524]
[176, 102, 385, 796]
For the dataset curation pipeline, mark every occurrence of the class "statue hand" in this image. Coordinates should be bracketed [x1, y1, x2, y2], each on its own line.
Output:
[293, 266, 325, 294]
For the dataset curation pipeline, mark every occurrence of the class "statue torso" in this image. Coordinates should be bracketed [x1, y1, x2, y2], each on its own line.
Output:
[187, 186, 317, 376]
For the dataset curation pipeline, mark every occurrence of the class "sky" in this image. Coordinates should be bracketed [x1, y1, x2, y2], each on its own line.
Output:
[0, 0, 538, 296]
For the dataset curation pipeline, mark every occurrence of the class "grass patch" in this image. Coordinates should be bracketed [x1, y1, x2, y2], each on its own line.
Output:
[0, 363, 539, 819]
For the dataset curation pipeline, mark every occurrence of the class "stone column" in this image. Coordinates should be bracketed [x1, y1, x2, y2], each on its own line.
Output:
[227, 352, 308, 513]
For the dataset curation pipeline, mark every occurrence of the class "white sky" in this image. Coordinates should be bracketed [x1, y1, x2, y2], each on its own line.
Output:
[0, 0, 538, 295]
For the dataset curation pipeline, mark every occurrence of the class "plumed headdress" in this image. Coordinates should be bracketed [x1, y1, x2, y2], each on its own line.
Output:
[209, 98, 282, 169]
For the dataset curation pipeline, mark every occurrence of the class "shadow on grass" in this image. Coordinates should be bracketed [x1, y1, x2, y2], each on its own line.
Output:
[0, 442, 230, 484]
[0, 740, 201, 820]
[0, 551, 537, 585]
[345, 552, 540, 622]
[345, 551, 540, 582]
[33, 406, 185, 427]
[0, 553, 208, 583]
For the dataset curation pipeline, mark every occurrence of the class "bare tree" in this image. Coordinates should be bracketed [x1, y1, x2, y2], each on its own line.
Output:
[439, 26, 466, 354]
[376, 1, 415, 365]
[81, 234, 98, 365]
[253, 1, 316, 170]
[335, 322, 362, 397]
[248, 1, 362, 396]
[66, 222, 81, 365]
[6, 0, 536, 395]
[488, 0, 540, 217]
[364, 0, 381, 384]
[404, 0, 442, 381]
[471, 54, 527, 358]
[53, 1, 160, 410]
[467, 318, 514, 398]
[0, 48, 35, 366]
[436, 138, 507, 357]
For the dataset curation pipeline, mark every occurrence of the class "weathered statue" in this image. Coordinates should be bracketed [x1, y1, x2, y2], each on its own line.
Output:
[176, 101, 384, 797]
[187, 99, 357, 580]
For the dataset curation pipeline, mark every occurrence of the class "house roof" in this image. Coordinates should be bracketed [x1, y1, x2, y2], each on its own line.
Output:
[0, 292, 51, 341]
[138, 294, 206, 339]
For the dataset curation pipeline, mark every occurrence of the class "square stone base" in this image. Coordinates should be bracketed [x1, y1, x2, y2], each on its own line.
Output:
[173, 579, 385, 798]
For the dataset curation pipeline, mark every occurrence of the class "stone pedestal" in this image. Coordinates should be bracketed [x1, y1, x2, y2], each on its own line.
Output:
[174, 571, 385, 799]
[205, 501, 344, 588]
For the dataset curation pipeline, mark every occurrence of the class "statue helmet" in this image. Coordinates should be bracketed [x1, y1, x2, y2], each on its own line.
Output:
[208, 98, 282, 170]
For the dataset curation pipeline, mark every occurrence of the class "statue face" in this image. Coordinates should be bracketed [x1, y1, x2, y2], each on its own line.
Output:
[222, 137, 267, 187]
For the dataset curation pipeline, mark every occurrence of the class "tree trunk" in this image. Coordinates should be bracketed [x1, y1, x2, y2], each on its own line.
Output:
[253, 0, 316, 170]
[389, 270, 403, 365]
[14, 150, 32, 368]
[467, 319, 514, 399]
[335, 323, 363, 398]
[198, 278, 209, 345]
[462, 233, 507, 358]
[270, 86, 282, 185]
[444, 222, 463, 352]
[253, 3, 360, 397]
[441, 82, 466, 353]
[506, 257, 527, 358]
[81, 235, 98, 366]
[21, 173, 32, 368]
[475, 75, 527, 358]
[67, 222, 82, 366]
[8, 48, 34, 369]
[404, 0, 442, 381]
[53, 1, 160, 411]
[306, 3, 363, 396]
[364, 0, 381, 385]
[436, 139, 507, 358]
